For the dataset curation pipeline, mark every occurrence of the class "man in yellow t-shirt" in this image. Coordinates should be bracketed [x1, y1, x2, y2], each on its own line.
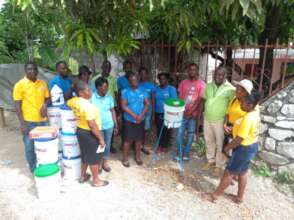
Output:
[13, 61, 50, 172]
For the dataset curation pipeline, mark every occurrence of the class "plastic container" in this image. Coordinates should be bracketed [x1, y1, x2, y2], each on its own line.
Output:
[34, 136, 59, 165]
[29, 126, 59, 139]
[60, 105, 77, 134]
[50, 84, 64, 106]
[163, 98, 185, 128]
[62, 156, 81, 180]
[61, 132, 80, 158]
[47, 106, 61, 129]
[34, 164, 60, 201]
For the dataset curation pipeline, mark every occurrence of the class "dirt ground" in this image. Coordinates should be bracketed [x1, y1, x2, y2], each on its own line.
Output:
[0, 111, 294, 220]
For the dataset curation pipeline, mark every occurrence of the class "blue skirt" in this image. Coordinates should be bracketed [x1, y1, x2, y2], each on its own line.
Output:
[226, 143, 258, 175]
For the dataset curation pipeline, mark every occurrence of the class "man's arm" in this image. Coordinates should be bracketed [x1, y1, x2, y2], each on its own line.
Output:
[14, 101, 27, 134]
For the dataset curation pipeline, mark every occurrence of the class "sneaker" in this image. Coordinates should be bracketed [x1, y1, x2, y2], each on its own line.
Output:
[182, 156, 190, 161]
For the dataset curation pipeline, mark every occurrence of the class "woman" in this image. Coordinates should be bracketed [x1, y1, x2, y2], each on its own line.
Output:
[224, 79, 254, 135]
[67, 81, 108, 187]
[91, 77, 118, 172]
[121, 72, 149, 167]
[202, 91, 262, 204]
[154, 73, 177, 153]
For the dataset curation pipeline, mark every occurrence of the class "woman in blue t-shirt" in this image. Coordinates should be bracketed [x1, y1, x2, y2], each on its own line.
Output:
[121, 72, 149, 167]
[91, 77, 118, 172]
[154, 73, 177, 153]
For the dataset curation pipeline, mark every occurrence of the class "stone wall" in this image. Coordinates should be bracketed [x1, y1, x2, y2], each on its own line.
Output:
[259, 82, 294, 173]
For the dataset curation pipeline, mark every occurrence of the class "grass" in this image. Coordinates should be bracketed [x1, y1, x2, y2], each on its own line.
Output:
[253, 163, 273, 177]
[193, 137, 206, 157]
[274, 172, 294, 185]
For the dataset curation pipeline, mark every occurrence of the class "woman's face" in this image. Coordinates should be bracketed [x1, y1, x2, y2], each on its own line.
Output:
[97, 82, 109, 96]
[80, 86, 92, 99]
[236, 85, 248, 99]
[129, 75, 138, 88]
[240, 98, 253, 112]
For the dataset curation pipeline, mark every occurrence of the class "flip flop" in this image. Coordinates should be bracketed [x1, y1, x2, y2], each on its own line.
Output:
[201, 193, 217, 203]
[227, 194, 243, 204]
[91, 180, 109, 187]
[122, 160, 130, 168]
[135, 159, 143, 166]
[78, 173, 91, 184]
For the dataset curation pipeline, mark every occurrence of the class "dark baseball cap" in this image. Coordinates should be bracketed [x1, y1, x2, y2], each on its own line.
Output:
[79, 65, 92, 75]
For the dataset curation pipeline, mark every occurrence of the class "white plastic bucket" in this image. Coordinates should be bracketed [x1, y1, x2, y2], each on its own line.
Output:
[34, 164, 60, 201]
[61, 133, 80, 158]
[50, 84, 64, 106]
[34, 136, 59, 165]
[47, 107, 61, 129]
[60, 106, 77, 134]
[164, 100, 185, 128]
[62, 157, 81, 180]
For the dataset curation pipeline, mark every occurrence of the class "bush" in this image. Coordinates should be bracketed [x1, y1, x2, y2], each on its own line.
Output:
[274, 172, 294, 185]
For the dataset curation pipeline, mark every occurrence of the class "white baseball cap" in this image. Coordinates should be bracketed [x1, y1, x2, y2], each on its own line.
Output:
[238, 79, 253, 94]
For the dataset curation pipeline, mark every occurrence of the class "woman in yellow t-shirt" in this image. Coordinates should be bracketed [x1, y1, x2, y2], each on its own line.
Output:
[202, 91, 262, 204]
[67, 81, 108, 187]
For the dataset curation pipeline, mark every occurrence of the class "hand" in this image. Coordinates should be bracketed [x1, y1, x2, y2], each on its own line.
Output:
[40, 104, 47, 118]
[99, 140, 106, 147]
[224, 124, 232, 134]
[135, 115, 142, 124]
[184, 110, 192, 119]
[224, 145, 230, 154]
[114, 126, 119, 136]
[20, 123, 28, 135]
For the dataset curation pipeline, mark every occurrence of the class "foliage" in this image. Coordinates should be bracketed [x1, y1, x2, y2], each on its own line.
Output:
[253, 162, 272, 177]
[274, 172, 294, 185]
[193, 137, 206, 157]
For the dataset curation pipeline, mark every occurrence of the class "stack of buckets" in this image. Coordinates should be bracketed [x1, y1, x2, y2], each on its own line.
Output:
[47, 104, 81, 181]
[30, 126, 60, 201]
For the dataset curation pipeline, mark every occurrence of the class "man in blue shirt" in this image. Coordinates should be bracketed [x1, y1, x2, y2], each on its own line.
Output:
[117, 60, 132, 92]
[49, 61, 73, 105]
[121, 72, 149, 167]
[138, 66, 155, 155]
[91, 77, 118, 172]
[154, 73, 177, 153]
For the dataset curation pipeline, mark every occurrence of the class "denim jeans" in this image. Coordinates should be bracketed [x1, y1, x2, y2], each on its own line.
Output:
[22, 121, 48, 172]
[102, 127, 114, 159]
[176, 118, 196, 158]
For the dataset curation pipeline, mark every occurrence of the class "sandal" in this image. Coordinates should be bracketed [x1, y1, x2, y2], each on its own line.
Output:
[78, 173, 91, 184]
[91, 180, 109, 187]
[227, 194, 243, 204]
[135, 158, 143, 166]
[201, 193, 218, 203]
[122, 160, 130, 168]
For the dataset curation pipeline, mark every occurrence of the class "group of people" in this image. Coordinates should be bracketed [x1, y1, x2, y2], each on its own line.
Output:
[13, 59, 261, 203]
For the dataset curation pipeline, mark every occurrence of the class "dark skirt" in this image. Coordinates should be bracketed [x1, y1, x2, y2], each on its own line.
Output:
[226, 143, 258, 175]
[76, 127, 103, 165]
[123, 120, 145, 142]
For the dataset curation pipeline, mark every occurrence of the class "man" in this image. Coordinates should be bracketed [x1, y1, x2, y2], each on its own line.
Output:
[13, 61, 50, 172]
[176, 63, 205, 161]
[202, 66, 235, 176]
[49, 61, 72, 106]
[117, 60, 132, 92]
[91, 60, 119, 153]
[138, 66, 155, 155]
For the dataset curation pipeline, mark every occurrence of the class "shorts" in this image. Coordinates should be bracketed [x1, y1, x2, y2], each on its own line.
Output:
[144, 108, 152, 130]
[76, 128, 103, 165]
[123, 120, 145, 142]
[226, 142, 258, 175]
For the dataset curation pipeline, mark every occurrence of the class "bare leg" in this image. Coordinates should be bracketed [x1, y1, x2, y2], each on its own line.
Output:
[89, 164, 108, 187]
[213, 170, 234, 198]
[81, 162, 88, 178]
[122, 141, 130, 167]
[135, 141, 143, 165]
[236, 173, 247, 203]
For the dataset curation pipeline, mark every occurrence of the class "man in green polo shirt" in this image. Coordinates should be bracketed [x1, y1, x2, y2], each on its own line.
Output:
[91, 60, 119, 153]
[202, 66, 235, 176]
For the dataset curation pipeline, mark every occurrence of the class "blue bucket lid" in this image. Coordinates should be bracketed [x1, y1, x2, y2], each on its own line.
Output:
[60, 104, 71, 110]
